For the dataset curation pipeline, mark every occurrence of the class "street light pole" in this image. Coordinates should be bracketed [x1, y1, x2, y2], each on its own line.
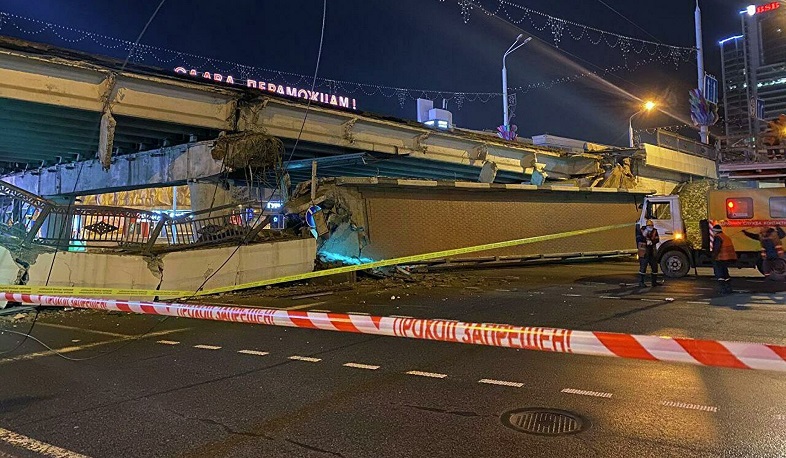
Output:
[629, 111, 641, 148]
[629, 101, 656, 148]
[695, 0, 709, 144]
[502, 34, 532, 129]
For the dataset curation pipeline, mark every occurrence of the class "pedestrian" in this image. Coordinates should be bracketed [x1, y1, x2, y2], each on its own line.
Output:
[742, 226, 785, 279]
[711, 224, 737, 294]
[636, 219, 660, 287]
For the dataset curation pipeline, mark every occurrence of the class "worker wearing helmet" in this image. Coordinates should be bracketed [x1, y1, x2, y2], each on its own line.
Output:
[711, 224, 737, 294]
[636, 219, 661, 287]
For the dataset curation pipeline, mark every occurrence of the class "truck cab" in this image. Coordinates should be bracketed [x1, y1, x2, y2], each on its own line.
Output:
[638, 195, 693, 277]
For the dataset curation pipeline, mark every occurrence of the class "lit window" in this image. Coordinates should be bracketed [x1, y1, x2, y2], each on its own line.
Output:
[726, 197, 754, 219]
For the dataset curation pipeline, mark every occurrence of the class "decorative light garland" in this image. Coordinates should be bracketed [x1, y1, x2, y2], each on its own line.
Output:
[0, 10, 689, 109]
[440, 0, 695, 62]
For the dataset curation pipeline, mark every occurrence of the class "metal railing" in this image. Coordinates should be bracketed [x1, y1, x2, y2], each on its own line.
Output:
[159, 204, 266, 252]
[0, 180, 270, 254]
[654, 130, 718, 161]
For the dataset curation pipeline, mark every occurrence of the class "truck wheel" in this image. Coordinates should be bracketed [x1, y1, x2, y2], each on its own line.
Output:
[660, 250, 690, 278]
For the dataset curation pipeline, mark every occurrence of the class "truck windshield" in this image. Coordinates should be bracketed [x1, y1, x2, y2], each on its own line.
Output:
[647, 202, 671, 220]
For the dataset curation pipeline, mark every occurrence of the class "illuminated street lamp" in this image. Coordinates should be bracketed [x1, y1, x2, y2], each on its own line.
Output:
[629, 101, 657, 148]
[502, 34, 533, 129]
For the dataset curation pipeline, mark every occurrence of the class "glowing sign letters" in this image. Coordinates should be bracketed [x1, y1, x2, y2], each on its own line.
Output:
[174, 67, 357, 110]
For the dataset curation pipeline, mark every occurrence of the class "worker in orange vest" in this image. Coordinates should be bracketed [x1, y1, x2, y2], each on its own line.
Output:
[711, 224, 737, 294]
[636, 219, 661, 287]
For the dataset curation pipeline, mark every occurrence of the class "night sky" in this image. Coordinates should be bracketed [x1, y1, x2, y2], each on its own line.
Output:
[0, 0, 760, 146]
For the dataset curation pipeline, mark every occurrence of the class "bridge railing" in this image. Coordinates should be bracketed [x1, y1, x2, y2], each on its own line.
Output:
[0, 179, 269, 254]
[654, 130, 718, 161]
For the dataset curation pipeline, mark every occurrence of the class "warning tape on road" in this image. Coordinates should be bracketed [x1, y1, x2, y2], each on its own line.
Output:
[7, 293, 786, 372]
[0, 223, 632, 298]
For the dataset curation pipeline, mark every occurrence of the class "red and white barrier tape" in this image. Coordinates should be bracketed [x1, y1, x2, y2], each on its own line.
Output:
[6, 293, 786, 372]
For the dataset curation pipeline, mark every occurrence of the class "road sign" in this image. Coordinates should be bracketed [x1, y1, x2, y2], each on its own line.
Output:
[750, 98, 765, 120]
[704, 74, 718, 105]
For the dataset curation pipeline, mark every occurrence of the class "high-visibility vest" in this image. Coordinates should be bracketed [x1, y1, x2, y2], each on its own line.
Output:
[715, 232, 738, 261]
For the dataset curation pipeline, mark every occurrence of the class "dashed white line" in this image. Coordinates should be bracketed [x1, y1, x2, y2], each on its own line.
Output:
[562, 294, 582, 297]
[347, 312, 370, 316]
[561, 388, 613, 399]
[478, 378, 523, 388]
[0, 426, 90, 458]
[343, 362, 380, 370]
[661, 400, 717, 412]
[310, 309, 332, 313]
[156, 340, 180, 346]
[687, 301, 711, 305]
[639, 298, 663, 302]
[406, 370, 448, 379]
[237, 350, 269, 356]
[193, 344, 222, 350]
[288, 355, 322, 363]
[599, 296, 621, 300]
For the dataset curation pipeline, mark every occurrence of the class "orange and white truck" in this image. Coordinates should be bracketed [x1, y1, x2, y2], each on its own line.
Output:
[637, 187, 786, 279]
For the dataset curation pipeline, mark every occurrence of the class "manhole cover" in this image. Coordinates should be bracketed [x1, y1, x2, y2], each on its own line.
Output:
[501, 408, 587, 436]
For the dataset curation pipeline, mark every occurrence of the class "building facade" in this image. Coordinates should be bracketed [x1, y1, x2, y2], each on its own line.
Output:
[720, 2, 786, 145]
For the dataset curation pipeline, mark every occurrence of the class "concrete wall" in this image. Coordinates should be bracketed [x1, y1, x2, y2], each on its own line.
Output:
[0, 238, 315, 302]
[159, 238, 316, 293]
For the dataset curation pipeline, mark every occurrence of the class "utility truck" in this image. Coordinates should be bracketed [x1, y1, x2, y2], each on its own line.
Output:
[637, 187, 786, 279]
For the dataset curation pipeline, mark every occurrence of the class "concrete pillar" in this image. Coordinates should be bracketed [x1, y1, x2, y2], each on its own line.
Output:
[188, 181, 242, 214]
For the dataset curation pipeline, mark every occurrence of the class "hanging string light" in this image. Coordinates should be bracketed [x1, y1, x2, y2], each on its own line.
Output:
[439, 0, 695, 62]
[0, 10, 689, 109]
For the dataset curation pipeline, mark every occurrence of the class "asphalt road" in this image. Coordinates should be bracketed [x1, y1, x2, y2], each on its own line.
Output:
[1, 261, 785, 457]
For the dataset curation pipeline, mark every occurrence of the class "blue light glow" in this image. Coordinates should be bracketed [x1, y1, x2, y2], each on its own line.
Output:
[719, 35, 743, 45]
[319, 251, 375, 266]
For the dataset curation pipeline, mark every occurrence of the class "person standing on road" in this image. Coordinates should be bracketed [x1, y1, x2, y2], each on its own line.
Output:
[636, 219, 660, 287]
[742, 226, 785, 278]
[711, 224, 737, 294]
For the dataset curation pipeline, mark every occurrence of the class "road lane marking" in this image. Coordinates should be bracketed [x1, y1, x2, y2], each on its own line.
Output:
[288, 355, 321, 363]
[0, 426, 90, 458]
[310, 309, 332, 313]
[35, 323, 130, 338]
[639, 298, 663, 302]
[343, 362, 380, 370]
[561, 388, 613, 398]
[599, 296, 621, 300]
[660, 401, 717, 412]
[687, 301, 711, 305]
[284, 302, 327, 311]
[406, 370, 447, 379]
[0, 329, 188, 365]
[347, 312, 370, 316]
[193, 344, 222, 350]
[237, 350, 269, 356]
[478, 378, 523, 388]
[562, 294, 582, 297]
[156, 340, 180, 346]
[389, 315, 413, 318]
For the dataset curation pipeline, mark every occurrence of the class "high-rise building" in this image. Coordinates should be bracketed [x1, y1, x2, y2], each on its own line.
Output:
[720, 2, 786, 145]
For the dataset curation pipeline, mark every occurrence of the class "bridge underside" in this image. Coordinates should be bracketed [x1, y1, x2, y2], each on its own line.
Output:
[0, 36, 605, 196]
